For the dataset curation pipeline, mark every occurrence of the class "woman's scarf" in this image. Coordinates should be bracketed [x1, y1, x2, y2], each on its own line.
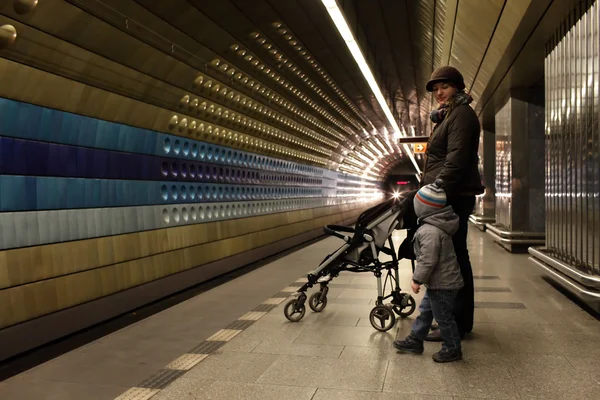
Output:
[429, 91, 473, 124]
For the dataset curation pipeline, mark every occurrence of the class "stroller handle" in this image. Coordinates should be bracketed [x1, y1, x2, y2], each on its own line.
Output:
[323, 225, 353, 241]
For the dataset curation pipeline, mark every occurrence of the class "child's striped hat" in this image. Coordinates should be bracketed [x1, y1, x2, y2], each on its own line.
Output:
[414, 183, 447, 217]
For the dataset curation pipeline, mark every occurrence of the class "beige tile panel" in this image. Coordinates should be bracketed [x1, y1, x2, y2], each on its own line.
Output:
[0, 205, 368, 329]
[0, 202, 374, 289]
[0, 50, 326, 165]
[0, 1, 338, 152]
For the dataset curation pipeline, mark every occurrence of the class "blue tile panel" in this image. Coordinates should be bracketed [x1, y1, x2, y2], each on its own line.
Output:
[0, 136, 325, 185]
[0, 175, 330, 212]
[0, 97, 324, 177]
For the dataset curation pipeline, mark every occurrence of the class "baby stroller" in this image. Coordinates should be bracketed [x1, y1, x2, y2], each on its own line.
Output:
[283, 191, 418, 332]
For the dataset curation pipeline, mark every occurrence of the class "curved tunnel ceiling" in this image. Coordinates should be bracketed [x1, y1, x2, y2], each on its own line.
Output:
[58, 0, 534, 181]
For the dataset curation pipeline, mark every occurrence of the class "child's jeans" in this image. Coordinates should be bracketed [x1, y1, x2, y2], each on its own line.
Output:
[411, 289, 461, 351]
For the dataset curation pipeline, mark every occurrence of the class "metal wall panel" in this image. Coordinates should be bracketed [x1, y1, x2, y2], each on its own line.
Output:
[545, 2, 600, 274]
[483, 129, 497, 218]
[512, 92, 546, 233]
[0, 197, 372, 250]
[494, 89, 545, 234]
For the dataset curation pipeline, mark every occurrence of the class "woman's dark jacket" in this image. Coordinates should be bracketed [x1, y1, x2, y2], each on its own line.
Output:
[422, 104, 485, 197]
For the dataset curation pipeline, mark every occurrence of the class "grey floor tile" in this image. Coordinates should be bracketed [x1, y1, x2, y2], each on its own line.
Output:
[312, 311, 361, 326]
[184, 352, 278, 383]
[326, 297, 373, 305]
[538, 321, 600, 335]
[548, 332, 600, 357]
[230, 318, 308, 343]
[504, 354, 600, 399]
[384, 353, 520, 398]
[493, 325, 563, 355]
[298, 303, 378, 319]
[337, 288, 381, 299]
[496, 279, 556, 294]
[355, 317, 373, 328]
[461, 325, 503, 354]
[151, 378, 215, 400]
[518, 301, 597, 325]
[327, 273, 356, 284]
[474, 287, 512, 292]
[484, 309, 545, 325]
[15, 356, 161, 389]
[294, 324, 397, 347]
[313, 388, 452, 400]
[339, 345, 398, 361]
[85, 337, 201, 366]
[473, 292, 519, 303]
[251, 340, 344, 357]
[499, 353, 571, 370]
[154, 379, 317, 400]
[329, 283, 379, 290]
[256, 355, 387, 391]
[473, 308, 491, 323]
[452, 397, 519, 400]
[218, 336, 262, 353]
[0, 378, 127, 400]
[475, 302, 526, 310]
[260, 308, 314, 324]
[564, 355, 600, 372]
[474, 279, 512, 288]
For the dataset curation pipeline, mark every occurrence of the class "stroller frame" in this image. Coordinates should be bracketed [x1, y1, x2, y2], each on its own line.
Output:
[283, 197, 416, 332]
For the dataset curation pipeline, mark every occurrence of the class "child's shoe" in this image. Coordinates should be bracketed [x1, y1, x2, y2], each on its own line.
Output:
[432, 347, 462, 363]
[393, 335, 424, 354]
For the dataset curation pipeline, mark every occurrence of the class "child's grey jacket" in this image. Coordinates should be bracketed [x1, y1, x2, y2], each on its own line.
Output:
[412, 206, 464, 290]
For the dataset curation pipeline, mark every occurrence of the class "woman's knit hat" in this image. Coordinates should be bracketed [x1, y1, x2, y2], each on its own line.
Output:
[414, 183, 447, 217]
[426, 66, 465, 92]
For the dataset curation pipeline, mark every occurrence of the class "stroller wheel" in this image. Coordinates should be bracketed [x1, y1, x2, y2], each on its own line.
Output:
[308, 291, 328, 312]
[284, 298, 306, 322]
[369, 305, 396, 332]
[393, 295, 416, 318]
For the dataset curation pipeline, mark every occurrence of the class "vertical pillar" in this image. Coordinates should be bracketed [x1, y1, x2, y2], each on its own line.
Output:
[487, 89, 546, 252]
[482, 129, 497, 219]
[511, 88, 546, 233]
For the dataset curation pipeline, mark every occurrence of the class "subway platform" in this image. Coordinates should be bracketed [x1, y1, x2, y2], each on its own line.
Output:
[1, 228, 599, 400]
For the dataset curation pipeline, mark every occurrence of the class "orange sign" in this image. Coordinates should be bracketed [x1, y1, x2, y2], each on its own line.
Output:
[413, 143, 427, 153]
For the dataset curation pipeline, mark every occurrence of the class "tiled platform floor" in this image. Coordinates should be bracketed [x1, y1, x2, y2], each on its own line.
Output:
[1, 227, 599, 399]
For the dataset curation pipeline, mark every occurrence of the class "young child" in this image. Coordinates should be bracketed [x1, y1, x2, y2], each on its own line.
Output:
[393, 183, 464, 363]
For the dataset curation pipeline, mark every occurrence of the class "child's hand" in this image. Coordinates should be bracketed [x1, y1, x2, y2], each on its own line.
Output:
[411, 282, 421, 294]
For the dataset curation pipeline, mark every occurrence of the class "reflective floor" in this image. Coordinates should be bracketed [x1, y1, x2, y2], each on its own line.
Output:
[1, 227, 599, 399]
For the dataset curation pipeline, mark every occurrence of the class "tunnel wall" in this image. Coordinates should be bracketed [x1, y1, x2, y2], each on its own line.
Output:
[0, 1, 382, 360]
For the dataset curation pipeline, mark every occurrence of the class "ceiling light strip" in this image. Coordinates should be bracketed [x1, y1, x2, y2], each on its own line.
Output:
[321, 0, 421, 175]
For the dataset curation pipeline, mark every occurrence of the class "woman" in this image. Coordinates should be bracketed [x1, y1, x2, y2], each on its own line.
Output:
[420, 66, 485, 341]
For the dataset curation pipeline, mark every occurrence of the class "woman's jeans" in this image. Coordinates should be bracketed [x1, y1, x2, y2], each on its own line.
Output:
[411, 290, 461, 351]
